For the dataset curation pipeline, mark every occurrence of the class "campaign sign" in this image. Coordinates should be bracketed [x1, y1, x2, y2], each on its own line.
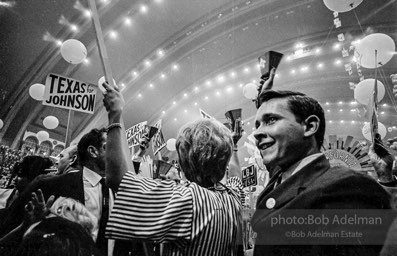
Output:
[43, 73, 97, 114]
[242, 165, 257, 188]
[125, 121, 147, 148]
[152, 119, 166, 155]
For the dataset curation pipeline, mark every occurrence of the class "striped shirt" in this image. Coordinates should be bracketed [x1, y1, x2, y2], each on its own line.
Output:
[106, 171, 242, 256]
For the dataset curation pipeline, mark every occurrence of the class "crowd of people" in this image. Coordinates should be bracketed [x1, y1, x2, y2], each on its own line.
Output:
[0, 145, 29, 188]
[0, 74, 396, 256]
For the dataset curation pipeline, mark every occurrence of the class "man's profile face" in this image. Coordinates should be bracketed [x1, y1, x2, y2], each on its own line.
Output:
[254, 98, 307, 169]
[57, 146, 76, 173]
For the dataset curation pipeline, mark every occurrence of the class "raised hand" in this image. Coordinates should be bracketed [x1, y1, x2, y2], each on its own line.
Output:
[24, 189, 55, 225]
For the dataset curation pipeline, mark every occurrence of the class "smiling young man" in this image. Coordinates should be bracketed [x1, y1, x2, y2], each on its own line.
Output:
[251, 90, 394, 256]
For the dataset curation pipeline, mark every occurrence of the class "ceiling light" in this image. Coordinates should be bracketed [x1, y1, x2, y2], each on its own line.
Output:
[149, 83, 154, 88]
[183, 93, 188, 97]
[339, 109, 343, 112]
[144, 60, 151, 67]
[173, 101, 176, 105]
[204, 96, 209, 100]
[157, 49, 164, 57]
[194, 102, 198, 106]
[83, 58, 90, 64]
[172, 64, 179, 71]
[160, 73, 166, 79]
[56, 40, 63, 46]
[338, 101, 343, 105]
[140, 4, 148, 14]
[315, 48, 321, 54]
[230, 72, 236, 78]
[226, 87, 233, 93]
[138, 93, 142, 98]
[317, 63, 324, 69]
[71, 25, 78, 32]
[109, 31, 117, 39]
[162, 111, 165, 115]
[124, 17, 132, 26]
[194, 87, 199, 92]
[217, 75, 225, 83]
[325, 102, 329, 105]
[84, 10, 91, 18]
[333, 43, 341, 50]
[334, 59, 342, 65]
[290, 69, 296, 74]
[243, 67, 250, 74]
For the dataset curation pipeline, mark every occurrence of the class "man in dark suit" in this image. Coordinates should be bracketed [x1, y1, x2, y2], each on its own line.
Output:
[0, 129, 106, 248]
[251, 90, 394, 255]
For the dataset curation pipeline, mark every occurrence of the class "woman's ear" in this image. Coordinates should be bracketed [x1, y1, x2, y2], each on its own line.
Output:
[303, 115, 320, 138]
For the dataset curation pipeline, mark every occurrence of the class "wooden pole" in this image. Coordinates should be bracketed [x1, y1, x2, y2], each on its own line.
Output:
[65, 109, 74, 147]
[87, 0, 116, 89]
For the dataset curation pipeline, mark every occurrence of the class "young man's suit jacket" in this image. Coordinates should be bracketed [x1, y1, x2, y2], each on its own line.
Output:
[252, 155, 395, 256]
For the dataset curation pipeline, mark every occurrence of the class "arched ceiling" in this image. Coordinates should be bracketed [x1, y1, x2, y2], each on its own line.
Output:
[0, 0, 396, 160]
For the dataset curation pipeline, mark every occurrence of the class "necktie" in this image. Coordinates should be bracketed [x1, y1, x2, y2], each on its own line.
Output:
[273, 171, 283, 189]
[97, 178, 109, 253]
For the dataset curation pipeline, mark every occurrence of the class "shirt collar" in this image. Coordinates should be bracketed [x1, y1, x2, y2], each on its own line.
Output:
[281, 153, 323, 183]
[83, 166, 102, 186]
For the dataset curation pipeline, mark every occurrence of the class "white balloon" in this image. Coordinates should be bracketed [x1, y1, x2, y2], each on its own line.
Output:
[29, 83, 45, 101]
[243, 83, 258, 99]
[60, 39, 87, 64]
[0, 119, 3, 130]
[354, 33, 395, 68]
[354, 79, 385, 105]
[37, 130, 50, 141]
[166, 138, 176, 151]
[362, 122, 387, 141]
[98, 76, 117, 93]
[323, 0, 363, 12]
[43, 116, 59, 130]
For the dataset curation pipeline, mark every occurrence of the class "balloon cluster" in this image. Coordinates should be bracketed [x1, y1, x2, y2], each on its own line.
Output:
[387, 137, 397, 151]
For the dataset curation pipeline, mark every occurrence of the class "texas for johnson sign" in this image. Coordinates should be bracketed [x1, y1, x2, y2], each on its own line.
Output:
[43, 73, 97, 114]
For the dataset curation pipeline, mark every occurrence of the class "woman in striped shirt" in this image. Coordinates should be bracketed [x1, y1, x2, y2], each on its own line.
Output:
[102, 82, 243, 256]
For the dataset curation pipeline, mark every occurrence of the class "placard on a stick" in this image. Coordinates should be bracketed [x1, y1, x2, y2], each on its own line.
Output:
[152, 119, 166, 155]
[43, 73, 97, 114]
[242, 165, 257, 187]
[125, 121, 147, 148]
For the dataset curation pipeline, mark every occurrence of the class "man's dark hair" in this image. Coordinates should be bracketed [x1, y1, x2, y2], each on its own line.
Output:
[257, 90, 326, 149]
[77, 128, 106, 164]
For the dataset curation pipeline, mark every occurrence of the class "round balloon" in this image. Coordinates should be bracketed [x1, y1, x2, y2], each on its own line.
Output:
[60, 39, 87, 64]
[29, 83, 45, 101]
[0, 119, 3, 130]
[362, 122, 387, 141]
[354, 79, 385, 105]
[43, 116, 59, 130]
[37, 130, 50, 141]
[98, 76, 117, 93]
[166, 138, 176, 151]
[354, 33, 395, 68]
[323, 0, 363, 12]
[243, 83, 258, 99]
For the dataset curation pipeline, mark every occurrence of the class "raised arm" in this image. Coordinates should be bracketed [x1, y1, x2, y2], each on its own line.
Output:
[102, 82, 134, 191]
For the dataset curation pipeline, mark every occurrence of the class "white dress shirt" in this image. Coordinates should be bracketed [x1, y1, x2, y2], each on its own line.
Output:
[82, 166, 115, 255]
